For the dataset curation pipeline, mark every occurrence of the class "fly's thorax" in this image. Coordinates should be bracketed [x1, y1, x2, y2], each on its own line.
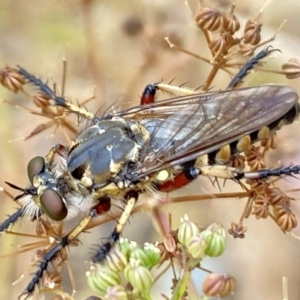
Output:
[67, 117, 151, 196]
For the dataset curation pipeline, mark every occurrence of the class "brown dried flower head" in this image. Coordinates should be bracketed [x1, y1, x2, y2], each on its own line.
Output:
[225, 14, 240, 34]
[282, 57, 300, 79]
[245, 146, 266, 171]
[245, 179, 269, 194]
[32, 92, 52, 109]
[228, 222, 247, 239]
[273, 204, 298, 232]
[0, 66, 25, 93]
[252, 193, 270, 219]
[195, 7, 226, 32]
[243, 19, 262, 45]
[268, 187, 290, 206]
[209, 31, 234, 55]
[202, 273, 236, 297]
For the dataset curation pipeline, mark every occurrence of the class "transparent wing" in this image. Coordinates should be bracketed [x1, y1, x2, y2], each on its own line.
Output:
[117, 85, 298, 177]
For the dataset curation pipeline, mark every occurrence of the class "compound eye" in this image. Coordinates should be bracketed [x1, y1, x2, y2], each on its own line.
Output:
[40, 189, 67, 221]
[27, 156, 45, 184]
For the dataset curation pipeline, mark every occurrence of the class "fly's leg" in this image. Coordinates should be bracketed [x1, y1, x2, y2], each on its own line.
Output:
[0, 209, 23, 233]
[17, 66, 95, 120]
[92, 191, 139, 262]
[159, 164, 300, 193]
[227, 46, 280, 89]
[19, 210, 96, 299]
[158, 163, 200, 192]
[19, 197, 112, 297]
[140, 82, 198, 105]
[140, 46, 281, 104]
[197, 165, 300, 181]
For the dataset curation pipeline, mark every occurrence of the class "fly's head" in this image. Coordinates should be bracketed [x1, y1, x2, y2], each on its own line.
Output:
[8, 145, 70, 222]
[27, 156, 68, 221]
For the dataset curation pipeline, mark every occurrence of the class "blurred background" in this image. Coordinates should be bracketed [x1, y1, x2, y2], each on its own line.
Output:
[0, 0, 300, 299]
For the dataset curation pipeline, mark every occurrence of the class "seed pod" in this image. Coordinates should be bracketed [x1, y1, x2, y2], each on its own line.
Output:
[252, 193, 270, 219]
[209, 31, 234, 54]
[195, 7, 226, 32]
[32, 92, 51, 109]
[225, 14, 240, 34]
[186, 234, 207, 260]
[0, 66, 25, 93]
[200, 224, 226, 257]
[104, 285, 128, 300]
[238, 43, 255, 57]
[268, 187, 289, 206]
[106, 247, 128, 272]
[177, 214, 200, 247]
[244, 19, 262, 45]
[86, 266, 121, 295]
[228, 222, 247, 239]
[273, 205, 298, 232]
[245, 146, 266, 171]
[282, 58, 300, 79]
[143, 242, 161, 269]
[202, 273, 235, 297]
[124, 259, 154, 292]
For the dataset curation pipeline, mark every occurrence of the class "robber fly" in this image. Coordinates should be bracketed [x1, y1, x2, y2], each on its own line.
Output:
[1, 48, 300, 298]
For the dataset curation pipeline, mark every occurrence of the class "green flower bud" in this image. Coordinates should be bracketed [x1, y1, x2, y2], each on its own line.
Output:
[206, 223, 226, 238]
[130, 246, 149, 269]
[178, 214, 200, 247]
[186, 234, 207, 260]
[124, 258, 154, 292]
[143, 242, 161, 269]
[106, 247, 128, 272]
[200, 224, 226, 257]
[86, 265, 121, 295]
[104, 285, 128, 300]
[119, 238, 131, 260]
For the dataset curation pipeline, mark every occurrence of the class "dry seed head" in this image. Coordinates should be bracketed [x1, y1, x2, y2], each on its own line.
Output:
[238, 43, 256, 57]
[245, 146, 266, 171]
[202, 273, 235, 298]
[0, 66, 25, 93]
[268, 187, 290, 206]
[163, 232, 177, 252]
[273, 204, 298, 232]
[245, 179, 269, 194]
[225, 14, 240, 34]
[195, 7, 226, 32]
[282, 58, 300, 79]
[209, 31, 234, 55]
[230, 154, 245, 169]
[252, 193, 270, 219]
[243, 19, 262, 45]
[228, 222, 247, 239]
[32, 92, 52, 109]
[42, 270, 63, 289]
